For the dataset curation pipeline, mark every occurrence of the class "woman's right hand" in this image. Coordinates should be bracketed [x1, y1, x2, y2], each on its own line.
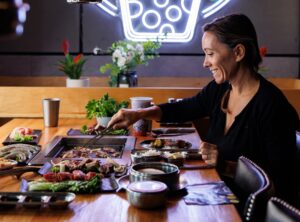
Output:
[107, 108, 140, 130]
[108, 105, 162, 130]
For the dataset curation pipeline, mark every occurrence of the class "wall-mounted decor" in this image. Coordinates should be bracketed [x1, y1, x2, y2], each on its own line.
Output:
[96, 0, 231, 43]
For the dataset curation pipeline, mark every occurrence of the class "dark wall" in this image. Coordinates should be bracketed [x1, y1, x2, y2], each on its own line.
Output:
[0, 0, 299, 79]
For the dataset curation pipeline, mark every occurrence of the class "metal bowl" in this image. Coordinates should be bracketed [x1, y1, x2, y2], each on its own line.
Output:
[130, 162, 179, 190]
[131, 150, 162, 164]
[126, 181, 167, 209]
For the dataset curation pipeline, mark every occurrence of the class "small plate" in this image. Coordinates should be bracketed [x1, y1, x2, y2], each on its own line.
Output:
[0, 158, 18, 170]
[20, 176, 118, 193]
[0, 191, 75, 209]
[140, 139, 192, 150]
[0, 144, 41, 165]
[3, 129, 42, 145]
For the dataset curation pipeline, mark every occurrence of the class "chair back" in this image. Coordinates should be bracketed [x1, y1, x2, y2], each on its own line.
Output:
[296, 131, 300, 207]
[265, 197, 300, 222]
[296, 131, 300, 165]
[234, 156, 274, 221]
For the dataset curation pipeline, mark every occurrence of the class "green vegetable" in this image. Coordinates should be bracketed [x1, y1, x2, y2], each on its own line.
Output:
[80, 124, 88, 134]
[28, 181, 53, 191]
[13, 133, 33, 142]
[51, 166, 60, 173]
[50, 181, 75, 192]
[68, 176, 101, 193]
[28, 175, 102, 193]
[107, 129, 127, 135]
[85, 93, 129, 119]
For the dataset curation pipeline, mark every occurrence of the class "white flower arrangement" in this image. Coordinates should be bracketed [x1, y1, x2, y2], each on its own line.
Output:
[99, 40, 161, 87]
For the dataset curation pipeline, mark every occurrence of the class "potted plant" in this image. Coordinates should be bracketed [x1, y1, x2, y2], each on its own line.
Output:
[99, 39, 161, 87]
[85, 93, 129, 127]
[59, 39, 90, 87]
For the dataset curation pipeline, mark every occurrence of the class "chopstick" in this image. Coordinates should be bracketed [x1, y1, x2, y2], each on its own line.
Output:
[82, 127, 112, 147]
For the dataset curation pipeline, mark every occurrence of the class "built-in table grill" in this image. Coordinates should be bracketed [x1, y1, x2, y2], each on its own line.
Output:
[29, 135, 136, 165]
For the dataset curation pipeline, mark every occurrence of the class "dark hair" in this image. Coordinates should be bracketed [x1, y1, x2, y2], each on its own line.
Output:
[203, 14, 262, 72]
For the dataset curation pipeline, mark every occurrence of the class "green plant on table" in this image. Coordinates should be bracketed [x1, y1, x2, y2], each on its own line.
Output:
[85, 93, 129, 119]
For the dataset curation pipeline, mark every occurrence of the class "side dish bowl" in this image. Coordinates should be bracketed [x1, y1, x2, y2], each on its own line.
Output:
[129, 162, 179, 190]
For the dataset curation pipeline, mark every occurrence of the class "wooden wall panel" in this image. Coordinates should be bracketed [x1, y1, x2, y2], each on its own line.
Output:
[0, 76, 212, 87]
[0, 86, 299, 119]
[0, 87, 199, 118]
[2, 76, 300, 88]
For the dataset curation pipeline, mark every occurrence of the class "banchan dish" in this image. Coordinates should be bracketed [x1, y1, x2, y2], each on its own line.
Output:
[131, 150, 162, 164]
[130, 162, 179, 190]
[0, 192, 75, 209]
[3, 129, 42, 146]
[140, 139, 192, 151]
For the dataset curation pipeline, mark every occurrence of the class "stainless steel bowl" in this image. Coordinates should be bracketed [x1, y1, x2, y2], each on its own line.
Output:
[131, 150, 162, 164]
[130, 162, 179, 190]
[126, 180, 167, 209]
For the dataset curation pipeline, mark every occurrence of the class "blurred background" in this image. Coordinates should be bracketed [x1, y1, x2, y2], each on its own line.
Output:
[0, 0, 299, 86]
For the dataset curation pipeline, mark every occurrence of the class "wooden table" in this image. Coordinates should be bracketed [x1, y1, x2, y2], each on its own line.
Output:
[0, 118, 242, 222]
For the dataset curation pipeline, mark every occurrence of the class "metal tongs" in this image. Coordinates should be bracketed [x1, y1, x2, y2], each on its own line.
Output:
[83, 126, 112, 147]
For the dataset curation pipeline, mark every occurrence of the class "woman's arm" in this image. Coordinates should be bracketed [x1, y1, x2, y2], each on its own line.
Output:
[107, 106, 162, 129]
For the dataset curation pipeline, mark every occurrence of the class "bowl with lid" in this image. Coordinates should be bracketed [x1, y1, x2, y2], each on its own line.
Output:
[126, 180, 167, 209]
[129, 162, 179, 190]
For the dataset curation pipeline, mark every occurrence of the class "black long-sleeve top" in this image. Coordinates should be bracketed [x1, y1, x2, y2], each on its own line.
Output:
[159, 74, 299, 202]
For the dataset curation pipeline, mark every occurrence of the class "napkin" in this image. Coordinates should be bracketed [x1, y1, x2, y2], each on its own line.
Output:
[184, 181, 239, 205]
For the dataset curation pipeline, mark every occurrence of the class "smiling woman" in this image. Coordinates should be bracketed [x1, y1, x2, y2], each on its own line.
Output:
[107, 14, 299, 206]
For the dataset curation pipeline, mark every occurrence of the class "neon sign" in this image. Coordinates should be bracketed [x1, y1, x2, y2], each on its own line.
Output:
[97, 0, 231, 43]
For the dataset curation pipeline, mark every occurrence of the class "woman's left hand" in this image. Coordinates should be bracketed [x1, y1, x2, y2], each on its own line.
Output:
[199, 142, 218, 166]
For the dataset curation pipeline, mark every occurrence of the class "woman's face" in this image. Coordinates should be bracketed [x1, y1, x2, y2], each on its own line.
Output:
[202, 31, 238, 84]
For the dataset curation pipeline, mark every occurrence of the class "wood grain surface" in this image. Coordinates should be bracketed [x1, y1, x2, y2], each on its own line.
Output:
[0, 86, 299, 119]
[0, 118, 242, 222]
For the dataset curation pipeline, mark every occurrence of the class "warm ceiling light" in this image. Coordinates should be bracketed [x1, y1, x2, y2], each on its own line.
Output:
[66, 0, 102, 4]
